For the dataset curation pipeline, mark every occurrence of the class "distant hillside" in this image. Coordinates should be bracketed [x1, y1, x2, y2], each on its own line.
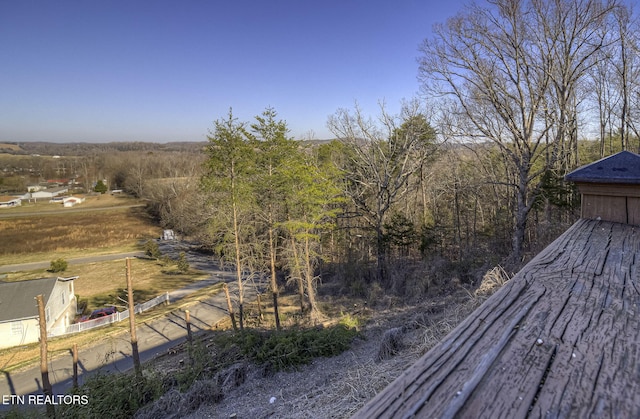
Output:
[2, 141, 208, 156]
[0, 143, 23, 153]
[0, 139, 338, 156]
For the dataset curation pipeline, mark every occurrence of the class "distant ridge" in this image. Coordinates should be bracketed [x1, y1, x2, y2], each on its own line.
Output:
[0, 139, 339, 156]
[1, 141, 209, 156]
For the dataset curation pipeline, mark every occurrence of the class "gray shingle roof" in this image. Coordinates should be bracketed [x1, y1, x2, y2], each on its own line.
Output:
[0, 277, 57, 322]
[565, 150, 640, 184]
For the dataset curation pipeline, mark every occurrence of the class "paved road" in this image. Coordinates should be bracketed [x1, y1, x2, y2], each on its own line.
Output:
[0, 242, 263, 412]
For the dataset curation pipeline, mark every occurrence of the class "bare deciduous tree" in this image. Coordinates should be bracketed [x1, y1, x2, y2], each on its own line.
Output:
[327, 101, 436, 281]
[419, 0, 619, 264]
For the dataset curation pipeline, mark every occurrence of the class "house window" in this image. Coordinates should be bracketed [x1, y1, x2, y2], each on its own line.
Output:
[62, 291, 65, 305]
[45, 307, 50, 323]
[11, 322, 23, 336]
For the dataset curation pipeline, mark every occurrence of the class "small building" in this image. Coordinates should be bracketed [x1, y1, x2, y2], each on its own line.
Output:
[162, 229, 176, 240]
[565, 150, 640, 225]
[0, 277, 77, 349]
[63, 196, 85, 207]
[0, 196, 21, 208]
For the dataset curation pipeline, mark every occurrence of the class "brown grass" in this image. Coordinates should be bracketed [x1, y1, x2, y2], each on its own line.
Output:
[0, 205, 159, 260]
[0, 144, 22, 152]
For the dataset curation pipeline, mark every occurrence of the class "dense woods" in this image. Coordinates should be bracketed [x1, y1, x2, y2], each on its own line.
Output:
[2, 0, 640, 322]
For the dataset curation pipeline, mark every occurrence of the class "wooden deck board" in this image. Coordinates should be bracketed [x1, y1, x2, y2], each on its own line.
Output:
[354, 219, 640, 418]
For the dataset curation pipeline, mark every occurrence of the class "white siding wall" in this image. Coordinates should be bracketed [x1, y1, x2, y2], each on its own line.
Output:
[0, 318, 40, 349]
[47, 280, 77, 329]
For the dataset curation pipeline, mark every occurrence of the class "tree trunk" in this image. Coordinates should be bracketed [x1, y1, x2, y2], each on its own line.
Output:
[304, 233, 320, 322]
[375, 225, 386, 283]
[290, 235, 306, 314]
[232, 188, 244, 331]
[510, 167, 530, 267]
[268, 226, 281, 330]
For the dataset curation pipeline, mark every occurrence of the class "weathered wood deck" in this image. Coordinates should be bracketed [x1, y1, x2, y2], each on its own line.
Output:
[355, 219, 640, 418]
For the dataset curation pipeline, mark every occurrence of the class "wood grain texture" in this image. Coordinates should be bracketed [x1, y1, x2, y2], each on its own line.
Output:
[582, 195, 627, 223]
[354, 219, 640, 419]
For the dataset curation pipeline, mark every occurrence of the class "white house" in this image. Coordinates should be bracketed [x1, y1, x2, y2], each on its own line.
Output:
[0, 277, 77, 349]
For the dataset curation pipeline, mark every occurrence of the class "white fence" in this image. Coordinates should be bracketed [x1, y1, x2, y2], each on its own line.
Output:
[48, 292, 170, 338]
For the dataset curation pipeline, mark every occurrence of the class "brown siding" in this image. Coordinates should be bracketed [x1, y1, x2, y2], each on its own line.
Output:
[577, 183, 640, 197]
[629, 197, 640, 226]
[582, 195, 627, 223]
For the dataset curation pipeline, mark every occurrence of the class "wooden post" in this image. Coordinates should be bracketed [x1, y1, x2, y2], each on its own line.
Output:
[72, 343, 78, 388]
[185, 309, 194, 365]
[223, 283, 237, 331]
[36, 294, 54, 418]
[185, 310, 193, 345]
[126, 258, 142, 376]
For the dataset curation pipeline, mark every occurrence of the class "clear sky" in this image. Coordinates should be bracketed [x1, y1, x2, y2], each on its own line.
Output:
[0, 0, 467, 143]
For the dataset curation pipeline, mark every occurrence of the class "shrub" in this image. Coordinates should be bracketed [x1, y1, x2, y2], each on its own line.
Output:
[144, 239, 162, 259]
[49, 258, 68, 273]
[377, 327, 404, 360]
[176, 252, 190, 273]
[235, 324, 359, 371]
[57, 371, 163, 418]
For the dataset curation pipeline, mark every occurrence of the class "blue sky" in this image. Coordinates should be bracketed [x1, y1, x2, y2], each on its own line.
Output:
[1, 0, 467, 143]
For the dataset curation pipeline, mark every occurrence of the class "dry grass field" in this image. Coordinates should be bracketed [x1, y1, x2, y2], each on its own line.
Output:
[0, 207, 156, 253]
[0, 196, 159, 264]
[0, 144, 22, 152]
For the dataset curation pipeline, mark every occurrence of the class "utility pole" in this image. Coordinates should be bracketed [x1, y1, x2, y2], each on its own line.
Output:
[36, 294, 55, 418]
[126, 258, 142, 376]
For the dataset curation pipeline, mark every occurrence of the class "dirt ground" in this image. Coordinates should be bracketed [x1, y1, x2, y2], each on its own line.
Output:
[136, 289, 480, 419]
